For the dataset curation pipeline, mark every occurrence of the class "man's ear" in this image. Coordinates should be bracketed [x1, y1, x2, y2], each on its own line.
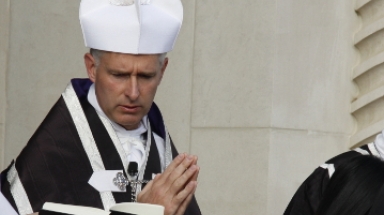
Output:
[84, 53, 97, 82]
[159, 57, 168, 84]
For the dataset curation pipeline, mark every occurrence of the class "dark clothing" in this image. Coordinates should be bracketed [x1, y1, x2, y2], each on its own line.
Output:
[284, 144, 376, 215]
[1, 79, 201, 215]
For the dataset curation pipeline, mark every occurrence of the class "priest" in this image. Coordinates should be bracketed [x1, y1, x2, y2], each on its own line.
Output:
[284, 131, 384, 215]
[0, 0, 201, 215]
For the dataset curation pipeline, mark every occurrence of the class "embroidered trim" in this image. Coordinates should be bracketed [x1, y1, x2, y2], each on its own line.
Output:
[100, 192, 116, 209]
[96, 113, 173, 195]
[7, 163, 33, 215]
[96, 113, 148, 196]
[164, 124, 173, 171]
[62, 83, 116, 210]
[136, 120, 152, 194]
[99, 116, 129, 172]
[141, 0, 152, 4]
[354, 147, 370, 155]
[370, 142, 382, 158]
[109, 0, 134, 6]
[109, 0, 152, 6]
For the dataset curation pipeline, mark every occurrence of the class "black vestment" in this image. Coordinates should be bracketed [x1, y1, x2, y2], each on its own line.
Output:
[1, 79, 201, 215]
[284, 144, 378, 215]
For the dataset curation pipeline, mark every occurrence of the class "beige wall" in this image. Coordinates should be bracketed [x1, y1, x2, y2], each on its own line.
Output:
[4, 1, 88, 164]
[0, 0, 10, 169]
[0, 0, 368, 214]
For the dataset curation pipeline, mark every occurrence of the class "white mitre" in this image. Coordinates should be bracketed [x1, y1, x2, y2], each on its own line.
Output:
[79, 0, 183, 54]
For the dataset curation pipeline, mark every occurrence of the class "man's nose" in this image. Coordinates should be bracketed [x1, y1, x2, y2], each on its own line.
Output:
[125, 76, 139, 101]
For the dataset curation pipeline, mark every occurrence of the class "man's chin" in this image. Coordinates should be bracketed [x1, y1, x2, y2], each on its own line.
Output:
[116, 120, 141, 130]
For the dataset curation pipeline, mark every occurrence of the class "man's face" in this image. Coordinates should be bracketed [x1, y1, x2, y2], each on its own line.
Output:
[85, 52, 167, 130]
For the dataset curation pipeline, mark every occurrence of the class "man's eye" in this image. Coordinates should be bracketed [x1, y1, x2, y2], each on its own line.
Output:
[140, 75, 154, 79]
[112, 73, 125, 77]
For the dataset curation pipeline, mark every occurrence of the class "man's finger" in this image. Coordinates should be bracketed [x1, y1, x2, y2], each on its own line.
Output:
[158, 153, 187, 184]
[190, 156, 199, 181]
[175, 193, 194, 215]
[192, 156, 198, 165]
[169, 165, 198, 195]
[166, 155, 196, 186]
[191, 166, 200, 181]
[174, 181, 198, 215]
[137, 174, 159, 202]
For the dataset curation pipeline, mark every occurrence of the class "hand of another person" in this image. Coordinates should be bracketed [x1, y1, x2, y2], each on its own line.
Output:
[138, 153, 199, 215]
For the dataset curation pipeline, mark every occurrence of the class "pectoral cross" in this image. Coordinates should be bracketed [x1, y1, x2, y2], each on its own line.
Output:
[113, 162, 149, 202]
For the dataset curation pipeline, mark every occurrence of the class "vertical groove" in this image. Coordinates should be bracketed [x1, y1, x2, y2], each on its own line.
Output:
[188, 0, 197, 153]
[0, 0, 11, 169]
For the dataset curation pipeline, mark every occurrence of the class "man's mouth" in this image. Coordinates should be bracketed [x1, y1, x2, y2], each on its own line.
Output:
[119, 105, 140, 113]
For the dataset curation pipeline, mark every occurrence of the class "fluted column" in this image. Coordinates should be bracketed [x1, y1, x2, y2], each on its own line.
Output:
[351, 0, 384, 147]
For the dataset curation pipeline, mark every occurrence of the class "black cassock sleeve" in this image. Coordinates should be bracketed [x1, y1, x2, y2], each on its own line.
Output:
[284, 167, 330, 215]
[283, 150, 366, 215]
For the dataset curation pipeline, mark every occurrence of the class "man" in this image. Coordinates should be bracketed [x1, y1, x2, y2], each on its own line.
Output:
[0, 0, 201, 215]
[284, 131, 384, 215]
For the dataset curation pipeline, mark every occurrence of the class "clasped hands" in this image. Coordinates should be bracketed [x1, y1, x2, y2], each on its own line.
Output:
[30, 153, 199, 215]
[138, 153, 200, 215]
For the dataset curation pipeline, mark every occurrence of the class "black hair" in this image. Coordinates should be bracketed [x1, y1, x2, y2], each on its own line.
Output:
[315, 155, 384, 215]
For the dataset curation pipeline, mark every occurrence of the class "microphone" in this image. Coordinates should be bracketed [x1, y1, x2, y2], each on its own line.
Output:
[128, 162, 139, 181]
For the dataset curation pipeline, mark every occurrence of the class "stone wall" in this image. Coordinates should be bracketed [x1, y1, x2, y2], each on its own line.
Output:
[0, 0, 10, 169]
[158, 0, 359, 214]
[0, 0, 363, 214]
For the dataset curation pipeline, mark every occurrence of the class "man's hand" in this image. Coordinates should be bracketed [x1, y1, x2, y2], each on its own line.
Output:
[138, 153, 199, 215]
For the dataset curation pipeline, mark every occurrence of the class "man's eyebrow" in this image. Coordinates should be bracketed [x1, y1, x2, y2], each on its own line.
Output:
[107, 69, 157, 74]
[139, 70, 157, 74]
[107, 69, 129, 74]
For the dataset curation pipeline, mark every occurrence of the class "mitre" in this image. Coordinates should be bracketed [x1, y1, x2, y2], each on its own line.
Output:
[79, 0, 183, 54]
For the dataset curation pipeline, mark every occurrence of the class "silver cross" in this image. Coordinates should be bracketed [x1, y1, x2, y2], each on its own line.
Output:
[113, 172, 129, 192]
[113, 172, 149, 202]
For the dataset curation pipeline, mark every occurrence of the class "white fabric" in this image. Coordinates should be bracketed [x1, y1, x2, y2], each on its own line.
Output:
[7, 163, 33, 215]
[109, 0, 135, 6]
[0, 191, 18, 215]
[79, 0, 183, 54]
[353, 147, 370, 156]
[62, 83, 116, 210]
[43, 202, 164, 215]
[368, 142, 381, 158]
[373, 130, 384, 159]
[320, 163, 335, 178]
[88, 170, 125, 192]
[87, 84, 165, 169]
[98, 114, 131, 173]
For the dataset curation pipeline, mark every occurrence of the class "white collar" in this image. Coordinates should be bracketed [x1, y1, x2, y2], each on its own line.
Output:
[87, 83, 148, 138]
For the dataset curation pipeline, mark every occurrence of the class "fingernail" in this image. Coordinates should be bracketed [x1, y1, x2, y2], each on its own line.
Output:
[187, 155, 194, 161]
